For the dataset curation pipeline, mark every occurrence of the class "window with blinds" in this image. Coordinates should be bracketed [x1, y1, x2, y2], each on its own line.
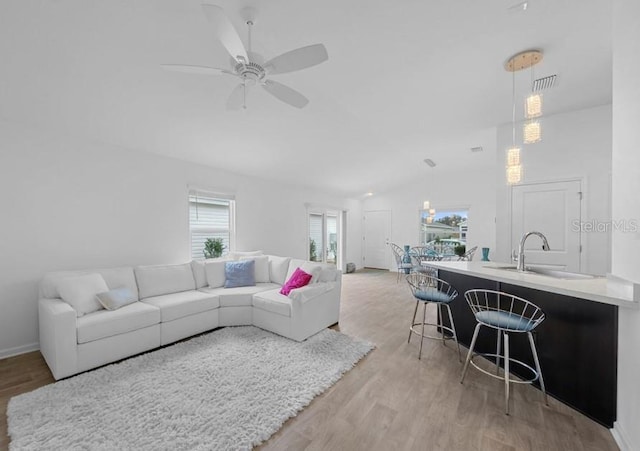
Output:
[189, 191, 235, 260]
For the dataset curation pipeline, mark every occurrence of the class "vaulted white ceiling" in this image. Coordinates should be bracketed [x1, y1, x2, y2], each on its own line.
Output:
[0, 0, 612, 197]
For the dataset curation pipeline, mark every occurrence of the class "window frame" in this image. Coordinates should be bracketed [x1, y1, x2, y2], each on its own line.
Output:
[188, 188, 236, 260]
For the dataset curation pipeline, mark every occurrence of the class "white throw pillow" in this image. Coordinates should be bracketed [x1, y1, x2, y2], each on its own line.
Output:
[191, 258, 228, 289]
[205, 260, 228, 288]
[239, 255, 270, 283]
[268, 255, 291, 285]
[56, 273, 109, 317]
[96, 287, 137, 310]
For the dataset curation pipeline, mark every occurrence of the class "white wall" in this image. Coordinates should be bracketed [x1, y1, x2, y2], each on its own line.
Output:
[0, 119, 361, 357]
[495, 104, 612, 275]
[362, 165, 497, 271]
[611, 0, 640, 449]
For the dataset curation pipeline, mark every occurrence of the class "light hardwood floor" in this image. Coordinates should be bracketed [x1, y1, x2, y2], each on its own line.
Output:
[0, 269, 619, 451]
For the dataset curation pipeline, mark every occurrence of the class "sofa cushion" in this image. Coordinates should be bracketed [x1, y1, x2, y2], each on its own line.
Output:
[77, 302, 160, 344]
[228, 250, 263, 260]
[96, 287, 137, 311]
[191, 258, 229, 289]
[239, 255, 270, 283]
[40, 267, 138, 302]
[205, 260, 227, 288]
[268, 255, 291, 285]
[200, 283, 281, 307]
[141, 290, 220, 322]
[253, 289, 292, 317]
[224, 260, 256, 288]
[135, 263, 196, 299]
[286, 260, 323, 284]
[56, 273, 109, 317]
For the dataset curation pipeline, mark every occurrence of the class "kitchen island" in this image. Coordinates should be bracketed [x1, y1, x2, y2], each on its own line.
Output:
[424, 261, 638, 428]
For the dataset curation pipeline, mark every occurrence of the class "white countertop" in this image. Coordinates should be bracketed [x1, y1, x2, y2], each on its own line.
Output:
[423, 261, 639, 309]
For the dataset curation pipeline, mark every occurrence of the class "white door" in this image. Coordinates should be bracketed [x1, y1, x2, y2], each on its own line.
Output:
[363, 210, 391, 269]
[511, 180, 582, 271]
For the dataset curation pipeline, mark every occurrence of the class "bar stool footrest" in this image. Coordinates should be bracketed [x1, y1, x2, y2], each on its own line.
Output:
[410, 322, 455, 341]
[470, 352, 540, 384]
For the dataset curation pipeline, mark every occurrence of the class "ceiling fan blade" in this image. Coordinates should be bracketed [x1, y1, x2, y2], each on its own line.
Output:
[161, 64, 232, 76]
[226, 84, 246, 110]
[264, 44, 328, 75]
[201, 4, 248, 63]
[262, 80, 309, 108]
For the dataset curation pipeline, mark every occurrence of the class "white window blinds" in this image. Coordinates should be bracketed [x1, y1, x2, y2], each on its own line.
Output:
[189, 190, 235, 260]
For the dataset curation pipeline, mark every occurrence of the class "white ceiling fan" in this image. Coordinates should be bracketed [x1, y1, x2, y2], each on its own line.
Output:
[162, 4, 328, 110]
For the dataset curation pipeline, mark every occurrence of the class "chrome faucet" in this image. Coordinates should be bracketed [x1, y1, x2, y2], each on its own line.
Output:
[517, 231, 550, 271]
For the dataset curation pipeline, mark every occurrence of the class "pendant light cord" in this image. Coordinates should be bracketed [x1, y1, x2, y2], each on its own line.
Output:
[512, 68, 516, 147]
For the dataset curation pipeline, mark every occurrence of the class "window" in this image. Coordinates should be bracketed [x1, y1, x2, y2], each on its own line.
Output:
[308, 209, 342, 267]
[189, 190, 235, 260]
[419, 208, 468, 247]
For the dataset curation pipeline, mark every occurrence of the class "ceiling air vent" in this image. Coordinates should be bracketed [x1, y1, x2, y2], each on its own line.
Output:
[470, 146, 483, 153]
[532, 74, 557, 92]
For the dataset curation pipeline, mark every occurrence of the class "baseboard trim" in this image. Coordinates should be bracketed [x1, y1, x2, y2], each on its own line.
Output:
[0, 342, 39, 360]
[611, 421, 633, 451]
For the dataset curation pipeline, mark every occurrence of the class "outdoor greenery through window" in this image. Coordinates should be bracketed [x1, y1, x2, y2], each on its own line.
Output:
[420, 208, 468, 254]
[189, 190, 235, 260]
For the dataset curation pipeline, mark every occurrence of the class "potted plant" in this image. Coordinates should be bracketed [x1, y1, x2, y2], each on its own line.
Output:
[454, 244, 466, 257]
[203, 238, 225, 259]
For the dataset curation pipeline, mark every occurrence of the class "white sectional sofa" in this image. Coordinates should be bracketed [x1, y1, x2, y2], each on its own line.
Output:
[38, 255, 341, 380]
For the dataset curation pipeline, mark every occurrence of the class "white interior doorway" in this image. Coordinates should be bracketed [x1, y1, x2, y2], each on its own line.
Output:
[363, 210, 391, 269]
[511, 180, 582, 271]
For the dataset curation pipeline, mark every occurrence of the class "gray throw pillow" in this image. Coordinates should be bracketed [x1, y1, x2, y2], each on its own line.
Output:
[96, 287, 137, 311]
[224, 260, 256, 288]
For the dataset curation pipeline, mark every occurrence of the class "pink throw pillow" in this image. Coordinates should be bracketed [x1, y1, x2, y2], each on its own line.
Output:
[280, 267, 313, 296]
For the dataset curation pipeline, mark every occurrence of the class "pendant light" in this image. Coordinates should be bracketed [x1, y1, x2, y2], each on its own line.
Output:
[422, 159, 436, 220]
[523, 57, 542, 143]
[504, 49, 544, 185]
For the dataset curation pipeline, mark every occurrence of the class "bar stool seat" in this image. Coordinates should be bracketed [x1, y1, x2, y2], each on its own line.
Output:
[406, 273, 461, 361]
[460, 289, 548, 415]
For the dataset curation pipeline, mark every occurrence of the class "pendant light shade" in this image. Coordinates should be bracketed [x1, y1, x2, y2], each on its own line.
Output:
[507, 147, 521, 166]
[506, 165, 522, 185]
[423, 201, 430, 210]
[523, 120, 542, 144]
[525, 93, 542, 118]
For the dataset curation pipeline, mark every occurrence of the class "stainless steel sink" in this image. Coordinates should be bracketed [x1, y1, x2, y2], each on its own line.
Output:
[484, 264, 600, 280]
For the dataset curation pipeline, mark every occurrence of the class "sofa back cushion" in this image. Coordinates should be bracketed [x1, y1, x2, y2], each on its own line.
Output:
[56, 273, 109, 317]
[268, 255, 291, 285]
[239, 255, 270, 283]
[191, 258, 229, 289]
[285, 260, 338, 284]
[40, 266, 139, 302]
[205, 260, 227, 288]
[134, 263, 196, 299]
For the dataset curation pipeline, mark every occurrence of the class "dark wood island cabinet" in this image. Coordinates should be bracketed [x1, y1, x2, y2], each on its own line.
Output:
[433, 266, 621, 427]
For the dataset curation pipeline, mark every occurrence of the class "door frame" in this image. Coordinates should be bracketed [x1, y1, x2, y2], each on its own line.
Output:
[509, 177, 584, 271]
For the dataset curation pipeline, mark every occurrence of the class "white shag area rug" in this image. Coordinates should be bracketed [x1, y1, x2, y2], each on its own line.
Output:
[8, 326, 373, 451]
